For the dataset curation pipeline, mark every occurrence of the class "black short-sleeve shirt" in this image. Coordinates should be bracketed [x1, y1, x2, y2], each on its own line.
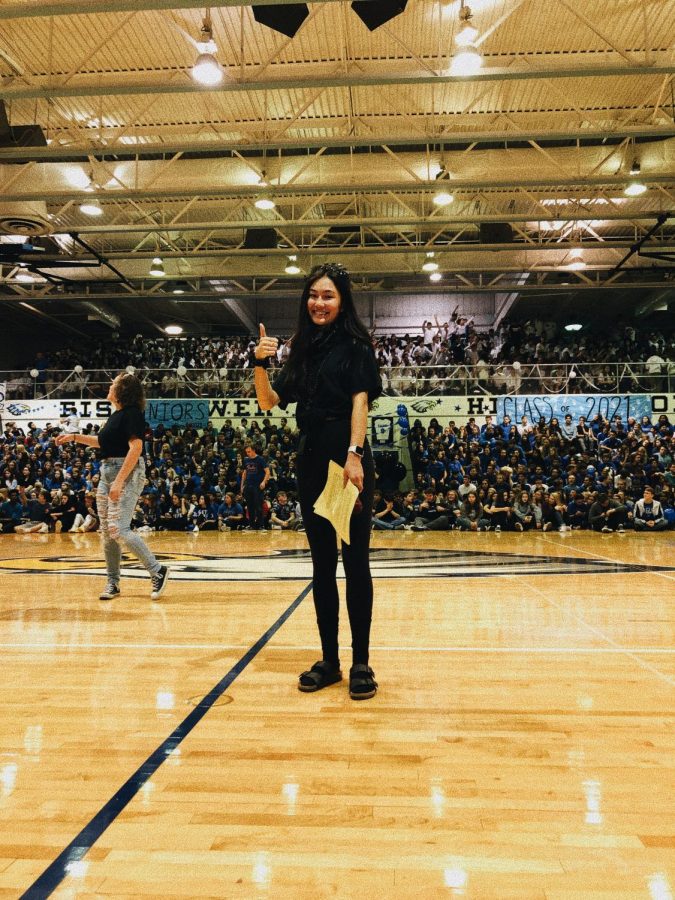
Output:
[97, 406, 146, 459]
[272, 332, 381, 431]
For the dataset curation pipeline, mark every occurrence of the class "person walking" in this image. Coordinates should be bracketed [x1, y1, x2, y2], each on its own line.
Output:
[56, 372, 169, 601]
[240, 444, 270, 530]
[253, 263, 382, 700]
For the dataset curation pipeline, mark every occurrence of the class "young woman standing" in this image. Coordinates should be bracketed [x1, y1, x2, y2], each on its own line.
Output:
[253, 264, 381, 700]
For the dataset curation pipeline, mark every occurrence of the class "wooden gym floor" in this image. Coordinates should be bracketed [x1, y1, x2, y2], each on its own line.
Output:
[0, 529, 672, 899]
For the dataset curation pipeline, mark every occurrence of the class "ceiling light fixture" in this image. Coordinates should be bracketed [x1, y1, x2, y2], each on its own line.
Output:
[79, 199, 103, 216]
[451, 3, 482, 75]
[565, 323, 583, 332]
[149, 256, 165, 277]
[165, 325, 184, 335]
[254, 197, 276, 210]
[422, 252, 439, 272]
[192, 12, 224, 86]
[285, 254, 301, 275]
[455, 1, 478, 46]
[433, 191, 454, 207]
[429, 271, 442, 283]
[624, 181, 647, 197]
[629, 159, 640, 176]
[451, 44, 482, 75]
[15, 269, 36, 283]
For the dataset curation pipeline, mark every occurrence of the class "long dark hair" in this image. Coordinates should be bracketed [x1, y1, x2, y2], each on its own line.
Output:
[283, 263, 372, 388]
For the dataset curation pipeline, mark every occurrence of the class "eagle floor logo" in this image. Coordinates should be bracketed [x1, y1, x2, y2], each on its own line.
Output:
[0, 548, 671, 581]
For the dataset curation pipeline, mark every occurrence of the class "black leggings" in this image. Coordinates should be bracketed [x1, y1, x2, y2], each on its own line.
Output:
[299, 447, 375, 667]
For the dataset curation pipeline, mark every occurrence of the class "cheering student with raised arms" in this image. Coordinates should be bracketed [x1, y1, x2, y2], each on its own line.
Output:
[56, 373, 169, 601]
[253, 263, 382, 700]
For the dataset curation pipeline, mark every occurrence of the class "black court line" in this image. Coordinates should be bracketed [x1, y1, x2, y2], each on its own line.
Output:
[20, 581, 313, 900]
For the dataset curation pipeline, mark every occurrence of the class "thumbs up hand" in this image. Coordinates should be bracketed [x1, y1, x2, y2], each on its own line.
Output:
[255, 323, 279, 361]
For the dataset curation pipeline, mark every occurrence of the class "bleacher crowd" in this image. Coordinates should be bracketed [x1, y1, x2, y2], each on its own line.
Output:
[1, 408, 673, 535]
[399, 410, 674, 532]
[7, 318, 673, 399]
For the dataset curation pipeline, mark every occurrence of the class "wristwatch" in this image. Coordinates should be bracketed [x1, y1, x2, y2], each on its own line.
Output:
[347, 444, 364, 457]
[253, 357, 269, 368]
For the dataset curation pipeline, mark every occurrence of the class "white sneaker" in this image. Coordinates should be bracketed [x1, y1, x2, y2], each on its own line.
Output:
[38, 523, 49, 533]
[559, 525, 567, 533]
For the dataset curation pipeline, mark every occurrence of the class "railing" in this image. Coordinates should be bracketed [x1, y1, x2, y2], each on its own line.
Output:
[1, 362, 673, 401]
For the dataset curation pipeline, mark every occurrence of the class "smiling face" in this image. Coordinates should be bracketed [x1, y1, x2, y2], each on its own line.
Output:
[307, 276, 342, 326]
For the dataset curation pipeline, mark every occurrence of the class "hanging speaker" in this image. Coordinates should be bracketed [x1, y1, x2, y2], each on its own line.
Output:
[243, 228, 278, 250]
[252, 4, 309, 38]
[351, 0, 408, 31]
[479, 223, 513, 244]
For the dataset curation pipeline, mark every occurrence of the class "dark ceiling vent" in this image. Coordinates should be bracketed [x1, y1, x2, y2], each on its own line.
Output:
[0, 100, 48, 151]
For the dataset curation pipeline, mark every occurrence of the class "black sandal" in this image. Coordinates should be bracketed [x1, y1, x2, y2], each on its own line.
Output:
[298, 660, 342, 693]
[349, 664, 378, 700]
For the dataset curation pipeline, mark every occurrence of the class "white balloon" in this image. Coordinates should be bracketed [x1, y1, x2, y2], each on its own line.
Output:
[30, 368, 39, 378]
[73, 364, 83, 374]
[177, 365, 187, 377]
[126, 365, 136, 375]
[512, 361, 521, 371]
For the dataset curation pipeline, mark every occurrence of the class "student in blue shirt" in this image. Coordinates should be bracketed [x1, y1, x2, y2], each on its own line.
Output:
[426, 454, 446, 490]
[217, 492, 245, 530]
[240, 444, 270, 531]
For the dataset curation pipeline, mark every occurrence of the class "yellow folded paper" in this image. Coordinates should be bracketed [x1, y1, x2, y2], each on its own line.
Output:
[313, 460, 359, 545]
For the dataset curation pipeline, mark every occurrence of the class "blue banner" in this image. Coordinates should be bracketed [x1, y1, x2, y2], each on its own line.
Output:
[492, 394, 653, 424]
[146, 399, 209, 429]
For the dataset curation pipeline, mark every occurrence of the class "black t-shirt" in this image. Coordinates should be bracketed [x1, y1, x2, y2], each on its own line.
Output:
[98, 406, 146, 459]
[272, 328, 381, 431]
[272, 326, 381, 501]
